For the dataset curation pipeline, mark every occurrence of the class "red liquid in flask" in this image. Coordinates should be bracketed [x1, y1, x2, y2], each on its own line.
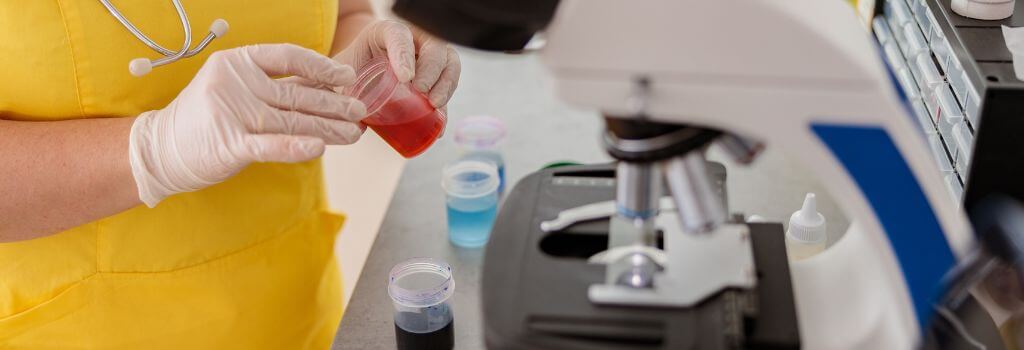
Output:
[363, 94, 445, 158]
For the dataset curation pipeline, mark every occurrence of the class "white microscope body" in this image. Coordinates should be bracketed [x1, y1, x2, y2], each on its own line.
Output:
[539, 0, 975, 348]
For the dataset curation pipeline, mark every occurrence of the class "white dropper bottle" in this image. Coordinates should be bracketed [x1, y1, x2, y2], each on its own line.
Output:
[785, 193, 827, 261]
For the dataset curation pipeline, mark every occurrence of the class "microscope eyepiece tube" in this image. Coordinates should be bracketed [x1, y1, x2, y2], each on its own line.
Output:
[663, 152, 727, 234]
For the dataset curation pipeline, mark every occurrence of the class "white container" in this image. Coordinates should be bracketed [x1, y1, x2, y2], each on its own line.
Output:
[952, 0, 1014, 20]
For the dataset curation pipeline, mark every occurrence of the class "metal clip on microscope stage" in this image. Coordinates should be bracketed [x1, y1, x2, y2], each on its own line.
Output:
[541, 79, 767, 307]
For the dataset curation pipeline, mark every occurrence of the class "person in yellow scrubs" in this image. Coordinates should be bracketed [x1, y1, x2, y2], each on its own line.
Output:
[0, 0, 460, 349]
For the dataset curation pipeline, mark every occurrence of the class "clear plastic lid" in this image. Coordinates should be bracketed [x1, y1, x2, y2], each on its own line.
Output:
[344, 57, 398, 116]
[388, 258, 454, 308]
[787, 193, 826, 243]
[441, 160, 499, 199]
[454, 116, 507, 150]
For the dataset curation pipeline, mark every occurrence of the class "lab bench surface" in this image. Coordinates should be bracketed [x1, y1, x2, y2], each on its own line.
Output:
[330, 50, 850, 350]
[330, 50, 611, 350]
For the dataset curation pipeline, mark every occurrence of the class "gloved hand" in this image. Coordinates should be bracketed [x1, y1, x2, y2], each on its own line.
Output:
[333, 20, 462, 109]
[129, 44, 367, 207]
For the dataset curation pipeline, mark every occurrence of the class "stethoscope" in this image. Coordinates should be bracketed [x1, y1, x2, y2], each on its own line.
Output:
[98, 0, 229, 77]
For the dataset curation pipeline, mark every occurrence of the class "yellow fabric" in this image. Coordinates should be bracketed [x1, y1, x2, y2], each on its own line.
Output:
[0, 0, 348, 349]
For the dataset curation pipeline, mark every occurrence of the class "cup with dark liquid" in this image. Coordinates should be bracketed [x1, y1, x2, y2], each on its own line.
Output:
[388, 258, 455, 350]
[345, 57, 447, 158]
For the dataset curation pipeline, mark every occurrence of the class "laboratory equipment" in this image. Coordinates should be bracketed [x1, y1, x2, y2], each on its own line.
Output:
[874, 0, 1024, 211]
[785, 193, 828, 261]
[391, 0, 1011, 348]
[442, 160, 500, 248]
[346, 57, 447, 158]
[876, 3, 1024, 333]
[454, 116, 507, 194]
[98, 0, 228, 76]
[952, 0, 1015, 20]
[388, 258, 455, 350]
[486, 163, 801, 348]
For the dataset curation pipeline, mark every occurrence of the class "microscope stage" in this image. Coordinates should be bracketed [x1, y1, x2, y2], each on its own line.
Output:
[482, 164, 800, 350]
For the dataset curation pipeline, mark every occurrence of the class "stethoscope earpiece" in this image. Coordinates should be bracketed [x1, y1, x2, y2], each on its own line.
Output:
[210, 19, 229, 38]
[99, 0, 227, 77]
[129, 58, 153, 77]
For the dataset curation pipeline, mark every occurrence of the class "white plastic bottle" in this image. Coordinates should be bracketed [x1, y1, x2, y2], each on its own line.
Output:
[785, 193, 827, 261]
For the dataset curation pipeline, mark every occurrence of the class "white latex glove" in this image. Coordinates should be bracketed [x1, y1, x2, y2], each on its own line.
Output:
[334, 20, 462, 109]
[129, 44, 368, 207]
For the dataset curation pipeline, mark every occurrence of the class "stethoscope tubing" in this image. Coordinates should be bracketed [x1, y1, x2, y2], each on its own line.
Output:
[98, 0, 225, 74]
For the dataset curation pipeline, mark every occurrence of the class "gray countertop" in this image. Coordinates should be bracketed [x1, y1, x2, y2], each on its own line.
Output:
[331, 49, 849, 350]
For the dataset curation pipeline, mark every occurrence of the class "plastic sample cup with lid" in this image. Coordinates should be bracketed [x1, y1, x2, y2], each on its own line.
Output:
[389, 258, 455, 350]
[442, 160, 500, 248]
[345, 57, 447, 158]
[454, 116, 507, 194]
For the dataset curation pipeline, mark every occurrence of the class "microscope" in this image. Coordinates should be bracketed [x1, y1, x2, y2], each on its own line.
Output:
[393, 0, 993, 348]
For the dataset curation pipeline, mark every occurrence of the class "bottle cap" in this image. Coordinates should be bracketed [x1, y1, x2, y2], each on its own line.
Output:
[787, 193, 827, 243]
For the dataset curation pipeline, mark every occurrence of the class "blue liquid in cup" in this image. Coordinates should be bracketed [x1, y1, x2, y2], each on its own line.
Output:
[447, 204, 498, 248]
[444, 165, 500, 248]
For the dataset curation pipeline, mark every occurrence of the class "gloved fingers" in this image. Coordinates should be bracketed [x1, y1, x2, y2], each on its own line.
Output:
[370, 21, 417, 82]
[411, 37, 450, 95]
[244, 134, 325, 163]
[275, 76, 352, 102]
[241, 44, 356, 87]
[256, 80, 367, 123]
[258, 106, 365, 145]
[437, 106, 447, 139]
[427, 47, 461, 108]
[276, 76, 325, 89]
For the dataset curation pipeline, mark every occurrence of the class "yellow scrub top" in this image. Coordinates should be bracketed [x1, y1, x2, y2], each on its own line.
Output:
[0, 1, 347, 349]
